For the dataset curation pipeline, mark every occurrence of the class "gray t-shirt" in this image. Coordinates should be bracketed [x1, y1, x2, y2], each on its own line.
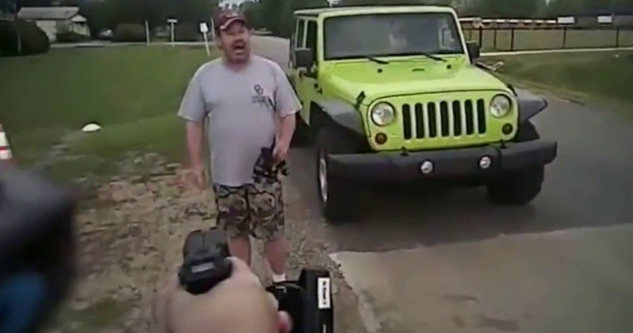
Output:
[178, 55, 301, 187]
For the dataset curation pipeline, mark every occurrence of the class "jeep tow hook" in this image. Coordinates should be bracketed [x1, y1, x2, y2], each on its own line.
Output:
[400, 147, 409, 156]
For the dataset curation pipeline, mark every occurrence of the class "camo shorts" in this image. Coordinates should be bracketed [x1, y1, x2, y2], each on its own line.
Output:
[212, 179, 285, 241]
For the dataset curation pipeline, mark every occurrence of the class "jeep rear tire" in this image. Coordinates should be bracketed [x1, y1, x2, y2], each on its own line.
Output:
[486, 121, 544, 205]
[315, 127, 356, 223]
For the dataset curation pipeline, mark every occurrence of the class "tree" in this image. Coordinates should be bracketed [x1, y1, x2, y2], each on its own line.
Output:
[1, 0, 54, 14]
[472, 0, 545, 18]
[162, 0, 218, 24]
[241, 0, 264, 29]
[78, 0, 115, 37]
[101, 0, 218, 30]
[256, 0, 328, 37]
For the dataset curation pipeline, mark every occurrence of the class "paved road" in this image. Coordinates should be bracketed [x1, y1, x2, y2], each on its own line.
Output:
[252, 36, 633, 333]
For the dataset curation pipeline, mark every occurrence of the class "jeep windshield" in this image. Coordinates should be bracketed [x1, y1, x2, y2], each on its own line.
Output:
[323, 12, 464, 61]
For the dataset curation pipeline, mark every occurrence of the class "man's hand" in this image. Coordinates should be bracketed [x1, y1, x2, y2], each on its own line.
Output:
[189, 165, 206, 190]
[273, 139, 290, 164]
[152, 257, 292, 333]
[274, 113, 296, 163]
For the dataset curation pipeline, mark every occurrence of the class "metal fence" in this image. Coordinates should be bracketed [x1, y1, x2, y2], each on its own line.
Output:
[462, 26, 633, 52]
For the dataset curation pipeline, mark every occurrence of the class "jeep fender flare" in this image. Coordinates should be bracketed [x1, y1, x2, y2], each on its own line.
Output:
[311, 100, 366, 136]
[515, 88, 548, 123]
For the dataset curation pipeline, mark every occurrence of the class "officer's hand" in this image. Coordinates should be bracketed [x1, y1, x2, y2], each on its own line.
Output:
[152, 257, 292, 333]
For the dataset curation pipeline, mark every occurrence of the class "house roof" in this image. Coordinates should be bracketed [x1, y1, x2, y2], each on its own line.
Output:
[17, 6, 80, 20]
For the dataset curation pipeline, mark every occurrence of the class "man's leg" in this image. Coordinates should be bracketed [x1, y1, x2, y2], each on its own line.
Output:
[264, 234, 289, 282]
[248, 179, 288, 282]
[229, 235, 252, 267]
[214, 184, 252, 265]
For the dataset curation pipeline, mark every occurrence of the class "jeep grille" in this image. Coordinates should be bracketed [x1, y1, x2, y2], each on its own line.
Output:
[401, 99, 487, 140]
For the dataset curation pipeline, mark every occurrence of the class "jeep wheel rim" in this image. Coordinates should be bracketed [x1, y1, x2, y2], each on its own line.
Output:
[318, 153, 328, 204]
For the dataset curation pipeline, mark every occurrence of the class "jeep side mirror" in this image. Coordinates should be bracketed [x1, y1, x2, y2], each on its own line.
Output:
[294, 48, 314, 69]
[467, 41, 480, 61]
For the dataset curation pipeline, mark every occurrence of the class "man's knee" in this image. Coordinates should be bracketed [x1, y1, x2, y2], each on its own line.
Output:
[222, 223, 250, 240]
[227, 233, 250, 242]
[252, 214, 285, 242]
[248, 181, 285, 241]
[261, 229, 286, 244]
[214, 184, 250, 237]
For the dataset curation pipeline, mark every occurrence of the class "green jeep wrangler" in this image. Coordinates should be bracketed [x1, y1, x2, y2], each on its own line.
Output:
[287, 6, 558, 223]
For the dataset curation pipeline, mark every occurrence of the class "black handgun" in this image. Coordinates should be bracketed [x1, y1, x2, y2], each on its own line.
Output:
[253, 140, 289, 181]
[0, 163, 77, 333]
[178, 228, 334, 333]
[178, 228, 232, 295]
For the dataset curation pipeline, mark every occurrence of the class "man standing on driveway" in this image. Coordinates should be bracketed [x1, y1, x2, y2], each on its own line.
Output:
[177, 10, 301, 283]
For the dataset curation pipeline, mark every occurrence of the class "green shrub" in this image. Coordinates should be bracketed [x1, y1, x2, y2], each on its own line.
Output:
[174, 24, 199, 42]
[112, 23, 146, 42]
[0, 20, 51, 56]
[56, 31, 89, 43]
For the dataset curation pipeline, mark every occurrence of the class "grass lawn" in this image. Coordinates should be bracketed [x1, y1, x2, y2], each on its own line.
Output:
[0, 46, 217, 181]
[482, 50, 633, 108]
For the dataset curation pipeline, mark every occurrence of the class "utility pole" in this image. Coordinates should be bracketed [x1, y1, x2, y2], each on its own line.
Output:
[167, 18, 178, 46]
[611, 0, 615, 17]
[145, 20, 150, 46]
[13, 0, 21, 55]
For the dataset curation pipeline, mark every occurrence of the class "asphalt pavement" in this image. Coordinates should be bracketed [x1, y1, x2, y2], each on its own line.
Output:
[252, 36, 633, 333]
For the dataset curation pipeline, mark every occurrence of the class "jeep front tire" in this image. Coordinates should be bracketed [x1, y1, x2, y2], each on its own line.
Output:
[315, 127, 356, 223]
[486, 121, 544, 205]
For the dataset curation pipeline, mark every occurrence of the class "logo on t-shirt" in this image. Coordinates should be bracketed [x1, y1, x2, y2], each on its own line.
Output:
[254, 84, 264, 95]
[252, 83, 275, 111]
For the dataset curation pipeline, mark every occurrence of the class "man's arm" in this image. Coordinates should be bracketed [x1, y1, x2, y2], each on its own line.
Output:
[273, 65, 301, 148]
[276, 113, 296, 148]
[186, 122, 205, 171]
[178, 73, 207, 170]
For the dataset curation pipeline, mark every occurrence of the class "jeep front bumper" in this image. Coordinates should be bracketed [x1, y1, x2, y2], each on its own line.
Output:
[327, 140, 557, 182]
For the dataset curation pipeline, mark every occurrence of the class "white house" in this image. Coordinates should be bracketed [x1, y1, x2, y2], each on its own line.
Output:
[17, 6, 89, 42]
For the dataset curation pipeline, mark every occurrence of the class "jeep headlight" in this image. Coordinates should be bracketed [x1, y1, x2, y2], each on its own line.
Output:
[370, 102, 396, 126]
[490, 94, 512, 118]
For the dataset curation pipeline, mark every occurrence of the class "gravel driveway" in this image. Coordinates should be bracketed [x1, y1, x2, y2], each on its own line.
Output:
[43, 152, 367, 333]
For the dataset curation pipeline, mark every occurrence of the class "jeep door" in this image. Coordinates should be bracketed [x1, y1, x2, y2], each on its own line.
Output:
[289, 17, 303, 85]
[292, 19, 320, 125]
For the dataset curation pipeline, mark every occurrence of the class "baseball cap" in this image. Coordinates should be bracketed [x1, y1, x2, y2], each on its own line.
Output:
[214, 10, 249, 32]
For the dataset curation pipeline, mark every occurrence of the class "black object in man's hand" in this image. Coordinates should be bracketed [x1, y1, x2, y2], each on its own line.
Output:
[253, 140, 289, 181]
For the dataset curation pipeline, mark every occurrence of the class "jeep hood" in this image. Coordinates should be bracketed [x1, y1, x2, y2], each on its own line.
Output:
[323, 61, 508, 105]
